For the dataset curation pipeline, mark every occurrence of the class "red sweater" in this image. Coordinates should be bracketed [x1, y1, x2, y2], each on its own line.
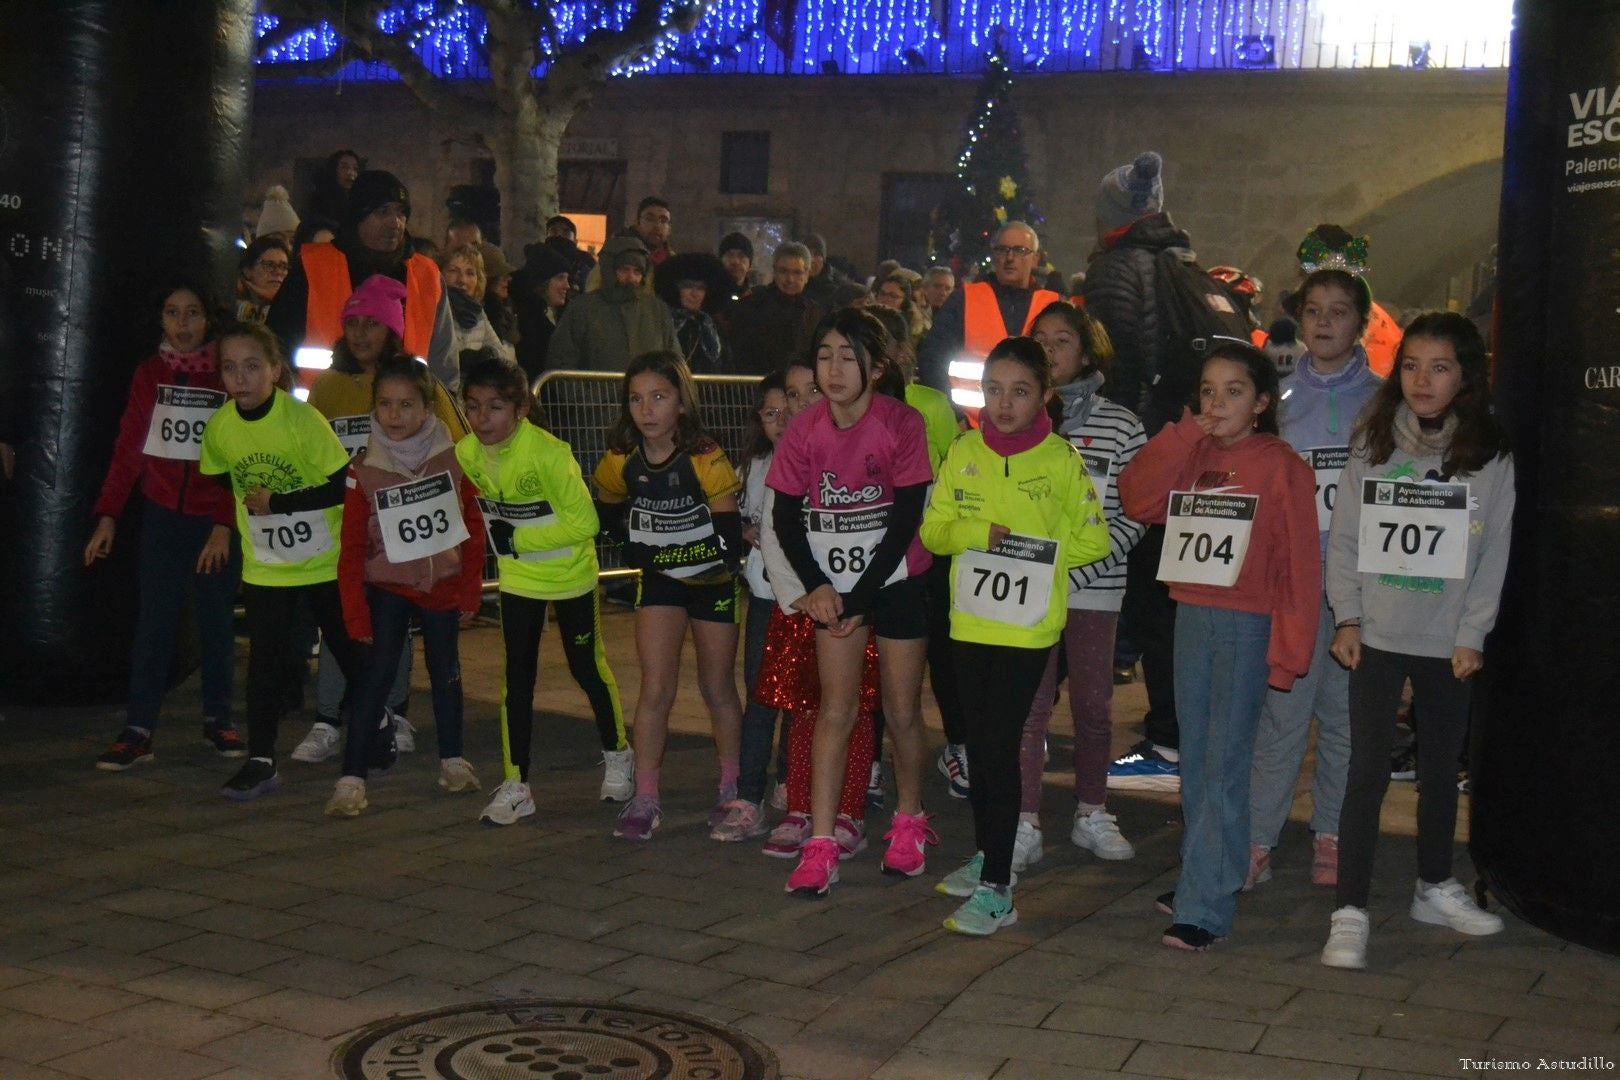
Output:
[1118, 411, 1321, 691]
[338, 443, 485, 641]
[93, 351, 235, 525]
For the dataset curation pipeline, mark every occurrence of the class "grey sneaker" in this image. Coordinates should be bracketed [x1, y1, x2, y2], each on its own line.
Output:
[1321, 905, 1370, 969]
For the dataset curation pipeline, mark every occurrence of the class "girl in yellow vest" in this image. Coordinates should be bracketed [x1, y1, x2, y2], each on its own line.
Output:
[921, 336, 1110, 935]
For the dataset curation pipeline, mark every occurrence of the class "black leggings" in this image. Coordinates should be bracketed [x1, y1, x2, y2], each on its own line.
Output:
[243, 581, 364, 760]
[926, 557, 964, 745]
[1337, 643, 1473, 909]
[499, 590, 626, 782]
[954, 640, 1053, 886]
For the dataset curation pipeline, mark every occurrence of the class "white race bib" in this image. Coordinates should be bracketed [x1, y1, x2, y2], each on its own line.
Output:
[1301, 446, 1350, 533]
[953, 533, 1058, 627]
[1356, 479, 1470, 579]
[376, 471, 469, 563]
[628, 501, 722, 579]
[806, 504, 906, 593]
[331, 415, 371, 458]
[142, 385, 226, 461]
[477, 496, 568, 562]
[1158, 490, 1258, 587]
[1077, 448, 1113, 508]
[248, 509, 333, 565]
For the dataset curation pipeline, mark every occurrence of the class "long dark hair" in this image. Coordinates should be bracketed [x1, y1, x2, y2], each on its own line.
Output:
[607, 350, 709, 455]
[332, 329, 407, 375]
[1031, 300, 1114, 376]
[154, 279, 221, 346]
[1354, 311, 1507, 476]
[809, 307, 904, 401]
[1203, 341, 1280, 436]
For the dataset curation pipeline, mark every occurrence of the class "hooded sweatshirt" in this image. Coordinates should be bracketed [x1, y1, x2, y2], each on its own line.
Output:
[1277, 347, 1384, 551]
[1118, 410, 1322, 690]
[546, 234, 677, 372]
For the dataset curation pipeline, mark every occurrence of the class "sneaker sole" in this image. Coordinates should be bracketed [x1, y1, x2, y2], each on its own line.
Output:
[480, 803, 536, 827]
[600, 786, 633, 802]
[786, 867, 839, 897]
[1320, 947, 1367, 969]
[944, 909, 1018, 936]
[95, 754, 155, 772]
[1409, 902, 1503, 936]
[1106, 775, 1179, 792]
[221, 776, 281, 802]
[326, 801, 367, 818]
[440, 782, 481, 794]
[614, 815, 661, 841]
[935, 881, 976, 898]
[762, 843, 805, 859]
[290, 749, 337, 763]
[881, 860, 928, 878]
[1072, 833, 1136, 860]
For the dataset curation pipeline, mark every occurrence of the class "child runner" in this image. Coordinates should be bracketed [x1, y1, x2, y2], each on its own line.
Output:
[1019, 302, 1147, 867]
[1320, 313, 1513, 970]
[923, 337, 1109, 935]
[296, 275, 469, 765]
[1247, 268, 1383, 890]
[768, 309, 936, 895]
[87, 282, 243, 768]
[1118, 342, 1320, 950]
[326, 356, 485, 816]
[594, 351, 744, 841]
[199, 322, 368, 800]
[457, 356, 629, 825]
[713, 373, 790, 841]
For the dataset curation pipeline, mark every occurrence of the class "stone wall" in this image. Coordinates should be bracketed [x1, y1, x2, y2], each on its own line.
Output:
[252, 67, 1507, 315]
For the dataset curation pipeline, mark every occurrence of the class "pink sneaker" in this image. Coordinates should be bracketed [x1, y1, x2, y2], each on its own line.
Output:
[1242, 843, 1272, 892]
[881, 811, 938, 877]
[614, 795, 661, 842]
[762, 811, 810, 859]
[786, 837, 840, 896]
[710, 800, 768, 842]
[834, 814, 867, 860]
[1311, 833, 1339, 887]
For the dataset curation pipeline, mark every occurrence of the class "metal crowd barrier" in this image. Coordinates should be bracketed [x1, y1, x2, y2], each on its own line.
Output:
[512, 370, 765, 583]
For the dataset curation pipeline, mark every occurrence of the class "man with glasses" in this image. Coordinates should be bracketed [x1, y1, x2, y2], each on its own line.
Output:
[723, 241, 825, 375]
[916, 222, 1060, 411]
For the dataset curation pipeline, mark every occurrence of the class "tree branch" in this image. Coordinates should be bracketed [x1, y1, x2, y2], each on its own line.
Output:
[541, 0, 708, 109]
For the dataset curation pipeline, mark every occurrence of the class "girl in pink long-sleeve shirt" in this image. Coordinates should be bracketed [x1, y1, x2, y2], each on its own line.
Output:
[1118, 342, 1320, 951]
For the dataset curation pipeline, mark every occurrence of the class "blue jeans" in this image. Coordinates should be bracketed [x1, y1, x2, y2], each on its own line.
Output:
[737, 590, 789, 805]
[1249, 596, 1350, 847]
[127, 499, 240, 730]
[1171, 603, 1272, 938]
[341, 587, 463, 778]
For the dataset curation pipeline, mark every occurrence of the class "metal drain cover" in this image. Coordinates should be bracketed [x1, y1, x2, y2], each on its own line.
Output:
[335, 999, 780, 1079]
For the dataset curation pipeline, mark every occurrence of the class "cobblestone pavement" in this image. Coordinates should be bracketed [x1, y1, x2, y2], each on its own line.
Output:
[0, 600, 1615, 1079]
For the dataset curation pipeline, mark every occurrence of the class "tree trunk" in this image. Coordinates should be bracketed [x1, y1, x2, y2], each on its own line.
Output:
[494, 99, 577, 255]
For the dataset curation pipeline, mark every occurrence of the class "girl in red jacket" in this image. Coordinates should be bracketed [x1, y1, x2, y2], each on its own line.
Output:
[1118, 342, 1320, 951]
[326, 356, 485, 817]
[86, 283, 243, 770]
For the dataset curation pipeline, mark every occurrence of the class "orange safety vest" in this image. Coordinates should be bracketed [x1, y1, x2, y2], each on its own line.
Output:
[1363, 302, 1400, 378]
[301, 243, 441, 359]
[952, 282, 1061, 424]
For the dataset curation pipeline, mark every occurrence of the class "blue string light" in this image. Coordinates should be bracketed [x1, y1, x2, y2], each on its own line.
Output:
[253, 2, 1511, 77]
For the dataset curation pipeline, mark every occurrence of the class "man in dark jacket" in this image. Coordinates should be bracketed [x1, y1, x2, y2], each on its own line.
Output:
[800, 233, 849, 309]
[547, 235, 675, 372]
[724, 241, 824, 375]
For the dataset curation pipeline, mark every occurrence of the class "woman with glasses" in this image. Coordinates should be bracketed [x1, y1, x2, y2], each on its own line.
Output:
[235, 236, 292, 324]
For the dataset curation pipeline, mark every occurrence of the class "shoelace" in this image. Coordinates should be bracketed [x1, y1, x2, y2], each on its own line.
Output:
[884, 817, 940, 847]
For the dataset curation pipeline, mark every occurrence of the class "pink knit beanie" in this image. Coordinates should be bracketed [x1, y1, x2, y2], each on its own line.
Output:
[341, 275, 407, 340]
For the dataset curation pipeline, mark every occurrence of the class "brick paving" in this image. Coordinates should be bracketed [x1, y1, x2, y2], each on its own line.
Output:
[0, 598, 1615, 1079]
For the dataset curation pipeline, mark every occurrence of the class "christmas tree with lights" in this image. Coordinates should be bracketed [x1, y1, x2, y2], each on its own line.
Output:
[932, 38, 1045, 274]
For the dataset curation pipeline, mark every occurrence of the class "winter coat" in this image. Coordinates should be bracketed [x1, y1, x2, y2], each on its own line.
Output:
[723, 285, 826, 375]
[546, 237, 677, 373]
[1081, 212, 1193, 423]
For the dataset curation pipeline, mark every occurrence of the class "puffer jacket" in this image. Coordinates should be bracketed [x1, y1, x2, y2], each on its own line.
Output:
[1081, 212, 1193, 425]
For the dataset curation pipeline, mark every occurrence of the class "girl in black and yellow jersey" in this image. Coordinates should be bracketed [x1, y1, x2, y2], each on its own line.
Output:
[593, 352, 745, 842]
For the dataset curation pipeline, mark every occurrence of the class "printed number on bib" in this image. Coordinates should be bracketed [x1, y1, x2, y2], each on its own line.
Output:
[1158, 490, 1258, 588]
[1301, 446, 1349, 533]
[806, 505, 905, 593]
[376, 472, 470, 562]
[249, 510, 333, 565]
[476, 497, 568, 562]
[1356, 479, 1469, 579]
[1077, 448, 1113, 508]
[954, 534, 1058, 627]
[142, 385, 226, 461]
[628, 502, 722, 579]
[331, 416, 371, 458]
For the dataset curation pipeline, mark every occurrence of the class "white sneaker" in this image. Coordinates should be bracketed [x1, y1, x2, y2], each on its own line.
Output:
[324, 776, 367, 818]
[1410, 878, 1504, 936]
[1071, 808, 1136, 860]
[600, 748, 634, 802]
[290, 721, 341, 763]
[438, 757, 481, 793]
[479, 778, 535, 826]
[1321, 905, 1370, 969]
[389, 710, 415, 753]
[1011, 820, 1044, 872]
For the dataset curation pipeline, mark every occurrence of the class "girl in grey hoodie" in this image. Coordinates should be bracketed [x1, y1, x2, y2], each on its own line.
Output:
[1320, 312, 1514, 970]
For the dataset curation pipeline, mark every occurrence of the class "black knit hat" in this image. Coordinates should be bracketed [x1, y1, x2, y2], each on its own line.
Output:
[345, 170, 411, 230]
[521, 242, 573, 282]
[718, 232, 754, 260]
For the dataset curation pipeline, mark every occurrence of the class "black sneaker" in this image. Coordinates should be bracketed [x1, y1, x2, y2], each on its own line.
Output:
[1161, 923, 1220, 951]
[96, 729, 154, 771]
[1390, 743, 1417, 781]
[203, 722, 247, 759]
[221, 758, 280, 801]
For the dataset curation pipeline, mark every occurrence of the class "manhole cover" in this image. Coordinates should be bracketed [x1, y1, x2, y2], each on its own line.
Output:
[335, 999, 780, 1080]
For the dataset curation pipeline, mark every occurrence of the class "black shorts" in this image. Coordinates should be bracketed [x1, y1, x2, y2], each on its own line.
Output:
[863, 574, 929, 640]
[636, 572, 741, 624]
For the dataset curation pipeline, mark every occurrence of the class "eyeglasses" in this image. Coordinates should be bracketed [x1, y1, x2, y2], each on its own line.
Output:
[758, 407, 784, 421]
[990, 245, 1034, 258]
[257, 261, 290, 274]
